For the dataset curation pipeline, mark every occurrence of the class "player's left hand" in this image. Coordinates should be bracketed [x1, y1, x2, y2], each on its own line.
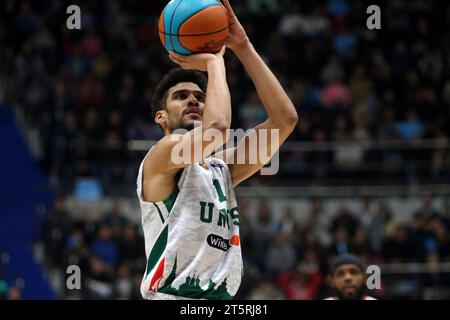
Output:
[221, 0, 250, 52]
[168, 47, 225, 72]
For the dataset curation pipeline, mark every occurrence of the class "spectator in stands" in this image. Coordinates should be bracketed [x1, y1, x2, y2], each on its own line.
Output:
[369, 202, 397, 254]
[43, 196, 74, 268]
[348, 65, 374, 105]
[251, 201, 278, 270]
[113, 261, 134, 300]
[307, 129, 333, 181]
[126, 115, 157, 141]
[351, 226, 372, 259]
[299, 198, 331, 247]
[425, 216, 450, 262]
[6, 286, 22, 300]
[264, 233, 298, 277]
[90, 225, 118, 270]
[101, 201, 128, 239]
[408, 211, 432, 262]
[0, 279, 8, 300]
[377, 108, 400, 140]
[277, 249, 323, 300]
[239, 92, 266, 129]
[63, 229, 90, 273]
[117, 223, 144, 264]
[382, 225, 412, 263]
[85, 254, 114, 299]
[272, 206, 298, 241]
[395, 111, 424, 141]
[415, 191, 442, 219]
[299, 231, 326, 263]
[328, 226, 351, 257]
[247, 280, 285, 300]
[324, 254, 377, 300]
[359, 198, 376, 230]
[331, 203, 359, 237]
[334, 133, 364, 174]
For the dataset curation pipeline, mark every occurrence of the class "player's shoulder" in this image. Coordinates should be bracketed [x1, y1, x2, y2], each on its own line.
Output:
[142, 138, 174, 170]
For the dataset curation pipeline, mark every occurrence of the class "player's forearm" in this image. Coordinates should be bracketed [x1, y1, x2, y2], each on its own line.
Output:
[233, 42, 298, 126]
[202, 59, 231, 130]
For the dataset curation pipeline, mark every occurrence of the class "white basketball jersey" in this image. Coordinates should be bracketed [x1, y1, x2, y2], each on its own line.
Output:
[136, 149, 243, 300]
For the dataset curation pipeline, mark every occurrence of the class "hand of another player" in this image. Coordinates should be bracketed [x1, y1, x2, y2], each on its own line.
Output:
[168, 47, 225, 72]
[221, 0, 250, 52]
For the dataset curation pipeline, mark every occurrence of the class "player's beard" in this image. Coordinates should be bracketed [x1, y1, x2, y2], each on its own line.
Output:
[335, 284, 366, 300]
[168, 114, 202, 133]
[167, 117, 195, 132]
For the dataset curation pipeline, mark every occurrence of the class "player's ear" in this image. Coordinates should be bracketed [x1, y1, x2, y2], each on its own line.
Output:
[155, 109, 167, 126]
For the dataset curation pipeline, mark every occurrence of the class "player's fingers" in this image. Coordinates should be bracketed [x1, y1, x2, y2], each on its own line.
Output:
[220, 0, 235, 15]
[176, 59, 191, 69]
[169, 53, 183, 65]
[168, 54, 183, 66]
[168, 54, 177, 62]
[169, 51, 188, 62]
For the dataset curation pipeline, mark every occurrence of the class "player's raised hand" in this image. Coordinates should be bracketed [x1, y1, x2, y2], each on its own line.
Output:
[221, 0, 250, 52]
[168, 47, 225, 72]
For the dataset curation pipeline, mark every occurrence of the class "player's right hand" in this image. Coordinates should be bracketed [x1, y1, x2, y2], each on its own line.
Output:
[168, 47, 225, 72]
[221, 0, 250, 53]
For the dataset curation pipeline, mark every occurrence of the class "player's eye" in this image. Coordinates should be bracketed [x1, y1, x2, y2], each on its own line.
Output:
[195, 93, 205, 102]
[175, 92, 187, 100]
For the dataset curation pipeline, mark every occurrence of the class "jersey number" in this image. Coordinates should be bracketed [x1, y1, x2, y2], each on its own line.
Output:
[213, 179, 227, 202]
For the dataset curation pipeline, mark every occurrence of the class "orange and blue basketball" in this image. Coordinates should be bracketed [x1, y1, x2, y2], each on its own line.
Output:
[158, 0, 229, 55]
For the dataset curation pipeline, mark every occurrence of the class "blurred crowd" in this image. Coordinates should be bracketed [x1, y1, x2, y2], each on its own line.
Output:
[2, 0, 450, 193]
[2, 0, 450, 300]
[38, 192, 450, 299]
[0, 280, 23, 300]
[239, 193, 450, 299]
[0, 250, 23, 300]
[41, 198, 145, 299]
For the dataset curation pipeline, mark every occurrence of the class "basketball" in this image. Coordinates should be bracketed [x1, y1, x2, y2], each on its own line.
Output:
[158, 0, 229, 55]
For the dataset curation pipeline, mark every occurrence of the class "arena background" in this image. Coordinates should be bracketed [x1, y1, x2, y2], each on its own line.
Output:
[1, 0, 450, 300]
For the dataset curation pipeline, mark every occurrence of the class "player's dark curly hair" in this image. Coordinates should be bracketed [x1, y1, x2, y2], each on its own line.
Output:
[151, 68, 208, 119]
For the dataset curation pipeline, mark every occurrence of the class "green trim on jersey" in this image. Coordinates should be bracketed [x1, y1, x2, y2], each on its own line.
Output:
[153, 203, 165, 223]
[145, 225, 168, 277]
[162, 185, 180, 214]
[158, 257, 178, 296]
[145, 186, 179, 278]
[159, 257, 233, 300]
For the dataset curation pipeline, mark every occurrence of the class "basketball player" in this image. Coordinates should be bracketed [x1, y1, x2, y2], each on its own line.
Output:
[325, 254, 377, 300]
[137, 0, 298, 300]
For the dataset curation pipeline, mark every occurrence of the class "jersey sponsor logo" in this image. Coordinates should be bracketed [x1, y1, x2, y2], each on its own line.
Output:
[207, 234, 240, 251]
[207, 234, 230, 251]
